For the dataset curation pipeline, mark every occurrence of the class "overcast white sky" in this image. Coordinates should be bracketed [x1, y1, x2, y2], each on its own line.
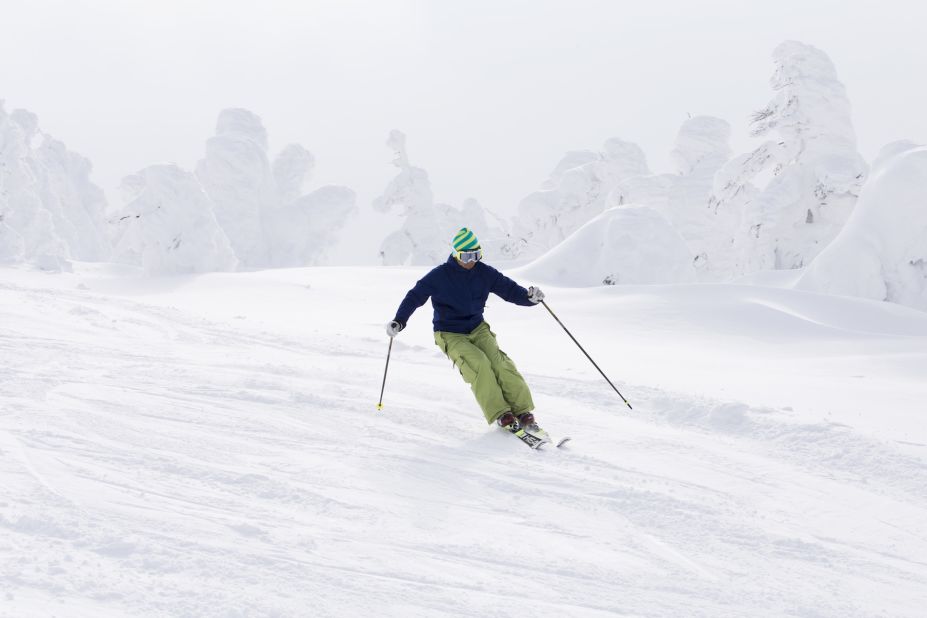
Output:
[2, 0, 926, 216]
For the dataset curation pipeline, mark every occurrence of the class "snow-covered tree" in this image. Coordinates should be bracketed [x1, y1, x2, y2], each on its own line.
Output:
[434, 197, 510, 259]
[435, 197, 483, 237]
[374, 131, 504, 265]
[797, 141, 927, 311]
[0, 215, 25, 263]
[373, 130, 448, 265]
[34, 136, 110, 262]
[273, 144, 315, 206]
[0, 102, 110, 269]
[505, 138, 650, 262]
[110, 164, 238, 275]
[709, 41, 868, 275]
[264, 142, 357, 267]
[192, 108, 356, 269]
[0, 106, 60, 266]
[609, 116, 734, 278]
[266, 185, 357, 266]
[195, 109, 277, 268]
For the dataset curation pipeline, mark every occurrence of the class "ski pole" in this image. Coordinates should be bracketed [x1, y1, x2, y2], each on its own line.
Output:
[376, 336, 394, 411]
[541, 300, 633, 410]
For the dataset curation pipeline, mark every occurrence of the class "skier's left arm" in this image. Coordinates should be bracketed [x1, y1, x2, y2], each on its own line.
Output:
[489, 268, 542, 306]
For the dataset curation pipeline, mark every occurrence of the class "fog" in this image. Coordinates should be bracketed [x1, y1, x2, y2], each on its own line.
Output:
[2, 0, 925, 215]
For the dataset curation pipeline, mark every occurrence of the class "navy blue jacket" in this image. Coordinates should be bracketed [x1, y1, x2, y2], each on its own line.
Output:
[394, 256, 535, 333]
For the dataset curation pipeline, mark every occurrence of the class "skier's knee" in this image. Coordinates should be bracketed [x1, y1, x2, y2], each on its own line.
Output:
[470, 355, 492, 374]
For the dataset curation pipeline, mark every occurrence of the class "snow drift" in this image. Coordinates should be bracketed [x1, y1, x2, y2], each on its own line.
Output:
[515, 206, 696, 287]
[797, 142, 927, 311]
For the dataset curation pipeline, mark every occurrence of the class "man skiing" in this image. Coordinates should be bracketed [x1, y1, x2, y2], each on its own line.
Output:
[386, 227, 545, 429]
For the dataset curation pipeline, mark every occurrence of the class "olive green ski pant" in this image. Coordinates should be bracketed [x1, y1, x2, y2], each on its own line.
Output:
[434, 322, 534, 424]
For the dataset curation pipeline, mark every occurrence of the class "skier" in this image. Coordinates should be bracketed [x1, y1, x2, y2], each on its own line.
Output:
[386, 227, 545, 429]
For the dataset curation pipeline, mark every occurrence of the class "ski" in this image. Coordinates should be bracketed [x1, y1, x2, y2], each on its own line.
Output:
[506, 424, 571, 450]
[527, 425, 572, 450]
[506, 425, 549, 449]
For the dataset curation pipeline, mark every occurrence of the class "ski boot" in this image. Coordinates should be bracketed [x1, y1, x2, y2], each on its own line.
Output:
[516, 412, 536, 430]
[496, 411, 517, 428]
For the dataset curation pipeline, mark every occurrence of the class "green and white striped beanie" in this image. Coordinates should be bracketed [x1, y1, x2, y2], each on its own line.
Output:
[452, 227, 480, 252]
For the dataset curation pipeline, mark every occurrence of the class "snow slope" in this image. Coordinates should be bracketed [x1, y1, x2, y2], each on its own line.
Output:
[2, 264, 926, 617]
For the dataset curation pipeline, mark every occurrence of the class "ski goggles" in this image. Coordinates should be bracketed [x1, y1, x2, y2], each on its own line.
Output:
[455, 248, 483, 264]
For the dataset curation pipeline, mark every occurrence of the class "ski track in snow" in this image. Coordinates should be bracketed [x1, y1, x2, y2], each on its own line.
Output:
[2, 272, 927, 617]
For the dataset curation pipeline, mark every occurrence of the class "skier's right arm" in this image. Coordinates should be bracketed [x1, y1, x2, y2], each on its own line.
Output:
[390, 276, 434, 334]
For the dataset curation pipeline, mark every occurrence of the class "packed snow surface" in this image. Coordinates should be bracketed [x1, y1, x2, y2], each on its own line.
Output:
[2, 263, 926, 616]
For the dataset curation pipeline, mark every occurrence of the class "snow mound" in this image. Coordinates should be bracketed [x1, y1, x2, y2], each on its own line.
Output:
[797, 142, 927, 311]
[515, 206, 696, 287]
[110, 164, 238, 275]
